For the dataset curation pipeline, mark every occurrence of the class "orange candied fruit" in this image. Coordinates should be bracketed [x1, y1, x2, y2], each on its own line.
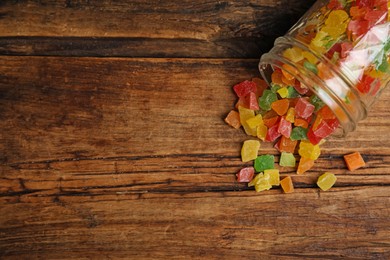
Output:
[280, 176, 294, 193]
[297, 157, 315, 174]
[224, 110, 241, 129]
[294, 118, 309, 128]
[344, 152, 366, 171]
[271, 99, 290, 116]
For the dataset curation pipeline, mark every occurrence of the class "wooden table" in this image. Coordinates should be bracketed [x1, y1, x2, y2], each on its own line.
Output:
[1, 1, 389, 259]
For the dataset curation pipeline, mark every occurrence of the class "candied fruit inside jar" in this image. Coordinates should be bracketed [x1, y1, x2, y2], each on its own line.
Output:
[259, 0, 390, 138]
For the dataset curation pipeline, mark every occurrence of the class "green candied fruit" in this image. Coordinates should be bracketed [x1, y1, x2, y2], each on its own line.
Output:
[310, 95, 325, 112]
[287, 86, 300, 98]
[279, 152, 296, 167]
[290, 126, 308, 141]
[258, 89, 278, 111]
[304, 61, 318, 75]
[270, 84, 281, 93]
[254, 154, 275, 172]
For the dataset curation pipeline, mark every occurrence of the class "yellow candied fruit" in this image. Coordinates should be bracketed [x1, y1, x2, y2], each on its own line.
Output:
[283, 47, 304, 63]
[256, 124, 268, 141]
[264, 169, 280, 186]
[241, 140, 260, 163]
[317, 172, 337, 191]
[249, 172, 272, 192]
[285, 107, 295, 123]
[246, 114, 263, 129]
[298, 141, 321, 160]
[277, 87, 289, 98]
[238, 106, 257, 136]
[302, 51, 318, 64]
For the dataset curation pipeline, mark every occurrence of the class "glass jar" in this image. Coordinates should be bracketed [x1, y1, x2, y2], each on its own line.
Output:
[259, 0, 389, 135]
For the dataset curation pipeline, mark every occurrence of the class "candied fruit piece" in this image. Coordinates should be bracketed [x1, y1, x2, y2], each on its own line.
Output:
[256, 124, 268, 141]
[295, 98, 315, 119]
[236, 167, 255, 182]
[246, 114, 263, 129]
[277, 116, 292, 138]
[233, 80, 257, 97]
[285, 107, 295, 123]
[277, 87, 289, 98]
[280, 176, 294, 193]
[294, 118, 309, 128]
[271, 99, 290, 116]
[265, 123, 282, 142]
[245, 92, 260, 110]
[238, 106, 257, 136]
[224, 110, 241, 129]
[241, 140, 260, 162]
[290, 126, 308, 141]
[254, 155, 275, 172]
[259, 89, 278, 111]
[279, 152, 296, 167]
[317, 172, 337, 191]
[278, 136, 297, 153]
[299, 140, 321, 160]
[263, 115, 280, 128]
[297, 157, 315, 174]
[344, 152, 366, 171]
[264, 169, 280, 186]
[248, 173, 272, 192]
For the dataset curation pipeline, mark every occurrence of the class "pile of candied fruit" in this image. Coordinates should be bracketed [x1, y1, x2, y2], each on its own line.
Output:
[225, 76, 366, 193]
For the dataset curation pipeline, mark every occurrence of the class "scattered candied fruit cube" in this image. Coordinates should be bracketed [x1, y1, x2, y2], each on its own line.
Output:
[248, 172, 272, 192]
[236, 167, 255, 183]
[245, 91, 260, 110]
[238, 106, 257, 136]
[271, 99, 289, 116]
[344, 152, 366, 171]
[265, 123, 282, 142]
[285, 107, 295, 123]
[246, 114, 263, 129]
[277, 87, 289, 98]
[259, 89, 278, 111]
[299, 140, 321, 160]
[241, 140, 260, 163]
[278, 135, 297, 153]
[280, 176, 294, 193]
[297, 157, 315, 175]
[256, 124, 268, 141]
[233, 80, 257, 98]
[295, 98, 315, 119]
[290, 126, 308, 141]
[224, 110, 241, 129]
[277, 116, 292, 138]
[254, 155, 274, 172]
[317, 172, 337, 191]
[279, 152, 296, 167]
[264, 169, 280, 186]
[294, 118, 309, 128]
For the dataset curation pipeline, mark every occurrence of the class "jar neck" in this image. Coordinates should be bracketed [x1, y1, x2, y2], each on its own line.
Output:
[259, 36, 368, 136]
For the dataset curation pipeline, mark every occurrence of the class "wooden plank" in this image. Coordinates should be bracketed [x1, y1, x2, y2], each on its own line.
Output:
[0, 0, 316, 57]
[1, 187, 389, 259]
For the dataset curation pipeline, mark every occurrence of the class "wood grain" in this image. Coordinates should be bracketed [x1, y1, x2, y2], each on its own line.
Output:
[0, 0, 315, 57]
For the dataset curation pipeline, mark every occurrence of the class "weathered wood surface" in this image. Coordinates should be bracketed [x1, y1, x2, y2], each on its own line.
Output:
[0, 0, 315, 57]
[0, 1, 389, 259]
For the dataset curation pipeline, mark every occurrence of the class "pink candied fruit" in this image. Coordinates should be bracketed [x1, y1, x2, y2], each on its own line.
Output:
[236, 167, 255, 182]
[295, 98, 315, 119]
[277, 116, 292, 138]
[245, 92, 260, 110]
[265, 123, 281, 142]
